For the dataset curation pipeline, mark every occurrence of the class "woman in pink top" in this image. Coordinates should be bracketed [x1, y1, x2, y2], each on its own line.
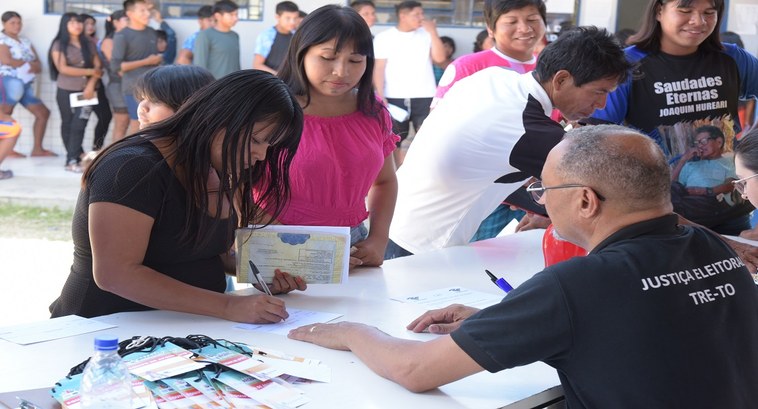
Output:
[431, 0, 547, 109]
[271, 5, 399, 268]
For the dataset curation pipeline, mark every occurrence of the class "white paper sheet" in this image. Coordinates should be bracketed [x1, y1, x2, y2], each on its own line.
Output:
[234, 308, 342, 336]
[69, 92, 99, 107]
[392, 287, 505, 310]
[0, 315, 115, 345]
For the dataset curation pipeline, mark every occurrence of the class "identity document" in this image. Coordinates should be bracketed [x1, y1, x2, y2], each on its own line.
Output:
[235, 225, 350, 284]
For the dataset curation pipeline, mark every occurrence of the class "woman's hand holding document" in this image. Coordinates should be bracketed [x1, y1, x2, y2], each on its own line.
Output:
[235, 225, 351, 285]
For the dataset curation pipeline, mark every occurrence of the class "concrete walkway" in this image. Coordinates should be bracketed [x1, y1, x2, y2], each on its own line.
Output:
[0, 155, 82, 209]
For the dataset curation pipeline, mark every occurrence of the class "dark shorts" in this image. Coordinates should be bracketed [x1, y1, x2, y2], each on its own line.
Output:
[106, 81, 128, 113]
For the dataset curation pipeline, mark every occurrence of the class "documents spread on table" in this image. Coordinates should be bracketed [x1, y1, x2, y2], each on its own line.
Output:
[235, 308, 343, 336]
[235, 225, 350, 285]
[0, 315, 116, 345]
[51, 337, 330, 408]
[393, 287, 505, 310]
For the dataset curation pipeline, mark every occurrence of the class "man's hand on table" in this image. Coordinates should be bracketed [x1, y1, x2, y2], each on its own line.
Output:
[406, 304, 480, 334]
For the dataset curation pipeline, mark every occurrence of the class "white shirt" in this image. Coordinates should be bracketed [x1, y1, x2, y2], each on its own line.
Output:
[389, 68, 563, 253]
[373, 27, 437, 99]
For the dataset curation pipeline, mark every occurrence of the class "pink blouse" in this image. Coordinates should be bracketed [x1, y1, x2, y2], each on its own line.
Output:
[273, 108, 399, 227]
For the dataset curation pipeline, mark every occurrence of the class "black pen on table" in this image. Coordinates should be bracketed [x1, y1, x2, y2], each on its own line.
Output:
[249, 260, 273, 296]
[485, 269, 514, 293]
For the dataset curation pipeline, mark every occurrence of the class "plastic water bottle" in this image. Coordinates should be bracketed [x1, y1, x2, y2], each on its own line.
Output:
[79, 335, 132, 409]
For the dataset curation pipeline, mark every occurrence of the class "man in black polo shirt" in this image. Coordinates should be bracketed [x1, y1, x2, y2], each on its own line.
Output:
[289, 125, 758, 408]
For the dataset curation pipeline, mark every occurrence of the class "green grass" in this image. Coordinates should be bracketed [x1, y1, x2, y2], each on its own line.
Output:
[0, 203, 73, 241]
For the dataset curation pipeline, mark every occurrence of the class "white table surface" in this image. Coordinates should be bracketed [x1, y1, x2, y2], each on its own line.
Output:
[0, 229, 562, 408]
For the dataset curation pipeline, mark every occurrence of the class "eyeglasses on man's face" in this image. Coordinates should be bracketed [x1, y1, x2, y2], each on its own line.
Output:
[525, 181, 606, 204]
[693, 136, 716, 147]
[732, 173, 758, 195]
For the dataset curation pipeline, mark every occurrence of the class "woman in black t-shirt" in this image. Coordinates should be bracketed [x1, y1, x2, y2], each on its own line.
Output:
[50, 70, 306, 323]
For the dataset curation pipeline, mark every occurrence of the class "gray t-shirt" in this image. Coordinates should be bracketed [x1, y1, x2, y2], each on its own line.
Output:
[111, 26, 159, 96]
[193, 28, 240, 79]
[51, 40, 96, 91]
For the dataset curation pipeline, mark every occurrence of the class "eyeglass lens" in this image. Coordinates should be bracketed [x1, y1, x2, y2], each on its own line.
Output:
[528, 182, 544, 203]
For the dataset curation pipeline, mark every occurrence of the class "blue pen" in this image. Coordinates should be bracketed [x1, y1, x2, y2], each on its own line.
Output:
[485, 269, 513, 293]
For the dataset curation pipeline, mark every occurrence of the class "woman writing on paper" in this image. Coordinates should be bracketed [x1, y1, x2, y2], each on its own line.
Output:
[257, 5, 399, 270]
[48, 12, 103, 173]
[50, 70, 306, 323]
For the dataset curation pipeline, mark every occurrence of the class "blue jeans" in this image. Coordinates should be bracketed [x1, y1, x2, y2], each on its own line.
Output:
[384, 239, 413, 260]
[350, 222, 369, 246]
[0, 76, 42, 107]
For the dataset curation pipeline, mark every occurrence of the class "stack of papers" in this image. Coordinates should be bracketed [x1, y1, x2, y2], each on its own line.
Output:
[51, 339, 331, 408]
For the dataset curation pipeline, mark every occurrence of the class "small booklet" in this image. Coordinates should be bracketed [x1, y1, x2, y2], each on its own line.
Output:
[235, 225, 350, 285]
[69, 92, 98, 108]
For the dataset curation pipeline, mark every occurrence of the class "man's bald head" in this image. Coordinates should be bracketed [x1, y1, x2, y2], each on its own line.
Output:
[555, 125, 672, 212]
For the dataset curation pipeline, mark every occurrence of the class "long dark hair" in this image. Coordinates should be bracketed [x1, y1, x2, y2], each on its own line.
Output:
[133, 65, 215, 112]
[104, 10, 126, 39]
[83, 70, 303, 248]
[278, 5, 383, 122]
[629, 0, 724, 53]
[48, 12, 94, 81]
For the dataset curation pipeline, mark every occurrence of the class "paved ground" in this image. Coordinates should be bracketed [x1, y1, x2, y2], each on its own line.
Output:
[0, 156, 80, 327]
[0, 155, 81, 209]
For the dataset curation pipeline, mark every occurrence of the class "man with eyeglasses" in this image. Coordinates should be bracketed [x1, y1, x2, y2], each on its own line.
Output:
[291, 124, 758, 408]
[668, 125, 753, 235]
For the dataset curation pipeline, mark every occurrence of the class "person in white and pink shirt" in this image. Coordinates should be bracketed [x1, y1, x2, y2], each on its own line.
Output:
[431, 0, 547, 109]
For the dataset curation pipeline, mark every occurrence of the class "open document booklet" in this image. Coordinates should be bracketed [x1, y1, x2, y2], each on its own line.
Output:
[235, 225, 350, 285]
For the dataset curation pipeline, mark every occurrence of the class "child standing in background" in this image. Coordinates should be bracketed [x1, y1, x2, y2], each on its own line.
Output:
[112, 0, 163, 134]
[176, 5, 214, 65]
[267, 5, 399, 268]
[253, 1, 299, 74]
[193, 0, 241, 79]
[433, 36, 455, 84]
